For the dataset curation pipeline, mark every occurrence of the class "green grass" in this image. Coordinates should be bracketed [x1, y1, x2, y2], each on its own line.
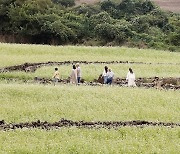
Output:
[0, 43, 180, 67]
[0, 128, 179, 154]
[0, 84, 180, 153]
[1, 84, 179, 122]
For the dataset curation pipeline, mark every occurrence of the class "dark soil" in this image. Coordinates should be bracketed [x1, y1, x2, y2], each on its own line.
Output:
[0, 119, 179, 131]
[33, 76, 180, 90]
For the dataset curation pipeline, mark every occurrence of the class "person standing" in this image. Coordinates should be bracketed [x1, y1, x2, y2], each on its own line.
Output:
[52, 67, 60, 85]
[102, 66, 108, 84]
[126, 68, 136, 87]
[70, 65, 77, 84]
[76, 63, 81, 84]
[107, 68, 114, 85]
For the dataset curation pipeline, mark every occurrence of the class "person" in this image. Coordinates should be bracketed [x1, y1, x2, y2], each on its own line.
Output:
[126, 68, 136, 87]
[76, 63, 81, 84]
[107, 68, 114, 85]
[70, 65, 77, 84]
[102, 66, 108, 84]
[52, 67, 60, 85]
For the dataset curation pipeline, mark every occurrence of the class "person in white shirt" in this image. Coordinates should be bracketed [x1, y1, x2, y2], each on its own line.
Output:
[126, 68, 136, 87]
[102, 66, 108, 84]
[76, 63, 81, 84]
[107, 68, 114, 85]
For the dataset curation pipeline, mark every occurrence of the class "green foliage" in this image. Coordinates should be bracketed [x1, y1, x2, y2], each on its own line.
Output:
[169, 31, 180, 46]
[117, 0, 156, 16]
[52, 0, 75, 7]
[0, 0, 179, 51]
[74, 5, 101, 17]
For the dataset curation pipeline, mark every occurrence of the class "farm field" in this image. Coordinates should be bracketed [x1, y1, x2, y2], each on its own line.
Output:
[0, 43, 180, 153]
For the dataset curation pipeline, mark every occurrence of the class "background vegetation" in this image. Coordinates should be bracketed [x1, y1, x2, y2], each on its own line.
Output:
[0, 0, 179, 51]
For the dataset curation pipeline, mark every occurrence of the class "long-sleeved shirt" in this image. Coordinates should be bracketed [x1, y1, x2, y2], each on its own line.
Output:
[77, 66, 81, 77]
[107, 71, 114, 78]
[102, 70, 108, 77]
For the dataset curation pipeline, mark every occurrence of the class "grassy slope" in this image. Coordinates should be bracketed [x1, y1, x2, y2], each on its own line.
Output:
[0, 43, 180, 67]
[1, 84, 179, 122]
[0, 43, 179, 81]
[0, 128, 179, 153]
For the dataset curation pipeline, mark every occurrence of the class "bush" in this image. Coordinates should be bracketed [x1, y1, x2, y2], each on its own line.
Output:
[52, 0, 75, 7]
[169, 32, 180, 46]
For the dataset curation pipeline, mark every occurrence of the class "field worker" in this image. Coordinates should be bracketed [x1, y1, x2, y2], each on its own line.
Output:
[52, 67, 60, 85]
[126, 68, 136, 87]
[102, 66, 108, 84]
[70, 65, 77, 84]
[76, 63, 81, 84]
[107, 68, 114, 85]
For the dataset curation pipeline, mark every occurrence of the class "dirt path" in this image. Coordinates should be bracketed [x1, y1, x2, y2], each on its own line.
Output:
[0, 119, 179, 131]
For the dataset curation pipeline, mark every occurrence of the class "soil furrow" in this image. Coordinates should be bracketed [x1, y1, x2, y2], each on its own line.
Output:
[0, 119, 179, 131]
[0, 61, 179, 73]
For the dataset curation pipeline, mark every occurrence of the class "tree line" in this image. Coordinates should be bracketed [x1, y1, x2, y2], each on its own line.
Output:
[0, 0, 179, 51]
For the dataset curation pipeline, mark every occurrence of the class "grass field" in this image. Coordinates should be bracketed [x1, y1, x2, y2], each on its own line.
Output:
[0, 43, 180, 153]
[1, 84, 180, 122]
[0, 43, 180, 67]
[0, 128, 179, 153]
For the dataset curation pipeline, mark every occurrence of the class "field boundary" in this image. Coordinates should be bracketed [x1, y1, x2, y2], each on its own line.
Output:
[0, 119, 179, 131]
[0, 61, 180, 73]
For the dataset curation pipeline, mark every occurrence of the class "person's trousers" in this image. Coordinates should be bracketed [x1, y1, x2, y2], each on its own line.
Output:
[107, 77, 113, 85]
[77, 77, 81, 83]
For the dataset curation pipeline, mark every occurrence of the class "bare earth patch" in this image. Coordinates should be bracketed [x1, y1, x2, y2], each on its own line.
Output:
[152, 0, 180, 13]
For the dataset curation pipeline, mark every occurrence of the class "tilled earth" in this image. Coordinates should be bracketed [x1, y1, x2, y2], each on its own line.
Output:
[0, 119, 179, 131]
[32, 76, 180, 90]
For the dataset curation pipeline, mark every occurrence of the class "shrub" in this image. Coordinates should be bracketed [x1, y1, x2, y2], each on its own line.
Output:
[52, 0, 75, 7]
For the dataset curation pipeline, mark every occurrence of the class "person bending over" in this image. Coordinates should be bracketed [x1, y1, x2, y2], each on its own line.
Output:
[107, 68, 114, 85]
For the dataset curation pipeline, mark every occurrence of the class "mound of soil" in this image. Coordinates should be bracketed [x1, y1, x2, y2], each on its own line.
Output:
[33, 76, 180, 90]
[0, 119, 179, 131]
